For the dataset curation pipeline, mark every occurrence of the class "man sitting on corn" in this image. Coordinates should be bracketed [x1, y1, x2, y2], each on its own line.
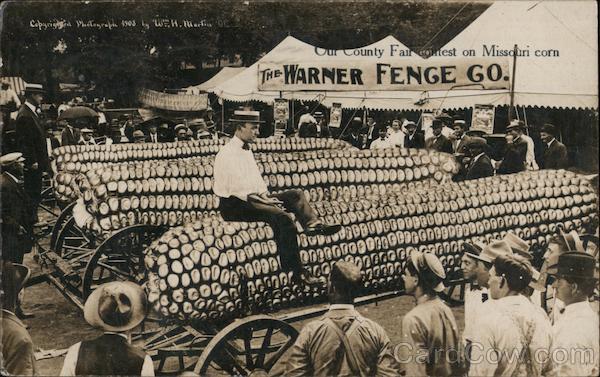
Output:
[213, 110, 341, 287]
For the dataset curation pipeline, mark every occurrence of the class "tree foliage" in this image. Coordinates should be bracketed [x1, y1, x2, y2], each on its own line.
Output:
[0, 0, 489, 105]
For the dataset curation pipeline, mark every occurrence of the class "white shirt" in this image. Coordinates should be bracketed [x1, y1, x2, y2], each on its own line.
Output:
[387, 129, 405, 147]
[552, 301, 599, 377]
[463, 286, 489, 343]
[97, 112, 107, 125]
[79, 137, 96, 145]
[298, 113, 317, 126]
[148, 132, 159, 143]
[24, 101, 38, 116]
[469, 295, 553, 377]
[521, 134, 539, 170]
[213, 136, 268, 201]
[369, 138, 392, 150]
[60, 332, 155, 376]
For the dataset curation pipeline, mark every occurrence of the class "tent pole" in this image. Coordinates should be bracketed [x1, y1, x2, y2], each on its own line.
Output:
[509, 44, 518, 121]
[221, 100, 225, 133]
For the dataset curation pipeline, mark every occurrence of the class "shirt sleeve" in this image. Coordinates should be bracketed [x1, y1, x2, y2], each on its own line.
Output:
[5, 337, 36, 376]
[212, 151, 234, 199]
[284, 327, 313, 377]
[141, 355, 155, 376]
[374, 324, 402, 377]
[60, 342, 81, 376]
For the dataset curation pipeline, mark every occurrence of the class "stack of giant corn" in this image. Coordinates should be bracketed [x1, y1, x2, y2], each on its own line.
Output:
[144, 169, 598, 322]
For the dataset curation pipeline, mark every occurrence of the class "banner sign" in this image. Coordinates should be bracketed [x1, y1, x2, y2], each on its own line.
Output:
[329, 103, 342, 128]
[138, 88, 208, 111]
[471, 104, 495, 134]
[273, 98, 289, 122]
[258, 59, 510, 91]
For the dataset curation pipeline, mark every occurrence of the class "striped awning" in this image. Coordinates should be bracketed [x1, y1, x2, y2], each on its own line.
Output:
[0, 77, 27, 96]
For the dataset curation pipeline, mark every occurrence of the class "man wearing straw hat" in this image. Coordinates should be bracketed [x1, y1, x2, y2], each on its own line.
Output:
[214, 109, 341, 288]
[15, 83, 50, 224]
[285, 261, 400, 376]
[548, 251, 599, 376]
[60, 282, 154, 376]
[1, 260, 37, 376]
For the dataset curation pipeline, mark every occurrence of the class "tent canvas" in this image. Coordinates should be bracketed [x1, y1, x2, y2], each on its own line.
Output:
[185, 67, 246, 94]
[441, 0, 598, 110]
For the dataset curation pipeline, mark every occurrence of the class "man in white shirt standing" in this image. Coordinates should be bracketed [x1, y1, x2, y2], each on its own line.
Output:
[369, 127, 391, 150]
[548, 251, 599, 377]
[469, 254, 553, 377]
[213, 110, 341, 287]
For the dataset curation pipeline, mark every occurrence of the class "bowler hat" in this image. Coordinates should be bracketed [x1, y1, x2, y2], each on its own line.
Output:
[0, 152, 25, 166]
[24, 83, 45, 95]
[547, 252, 597, 280]
[410, 250, 446, 292]
[432, 119, 443, 128]
[84, 281, 148, 332]
[229, 110, 264, 124]
[540, 123, 557, 136]
[470, 239, 513, 264]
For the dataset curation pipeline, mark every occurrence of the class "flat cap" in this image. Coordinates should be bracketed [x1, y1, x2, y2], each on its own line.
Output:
[133, 130, 145, 138]
[471, 239, 513, 264]
[540, 123, 557, 136]
[465, 137, 487, 149]
[410, 250, 446, 292]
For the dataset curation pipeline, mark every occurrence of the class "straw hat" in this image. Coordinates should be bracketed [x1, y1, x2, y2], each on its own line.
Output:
[410, 250, 446, 292]
[83, 282, 148, 332]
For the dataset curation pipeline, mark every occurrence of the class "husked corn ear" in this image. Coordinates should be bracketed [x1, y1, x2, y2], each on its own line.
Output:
[145, 169, 597, 322]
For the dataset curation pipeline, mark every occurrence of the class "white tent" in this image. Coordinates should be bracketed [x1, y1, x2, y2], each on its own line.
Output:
[441, 0, 598, 110]
[185, 67, 246, 94]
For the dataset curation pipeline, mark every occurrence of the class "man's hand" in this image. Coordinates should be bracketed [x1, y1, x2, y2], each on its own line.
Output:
[30, 162, 39, 170]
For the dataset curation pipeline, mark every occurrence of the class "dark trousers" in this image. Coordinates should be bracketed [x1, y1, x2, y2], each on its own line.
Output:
[23, 169, 42, 222]
[219, 189, 318, 272]
[1, 231, 25, 264]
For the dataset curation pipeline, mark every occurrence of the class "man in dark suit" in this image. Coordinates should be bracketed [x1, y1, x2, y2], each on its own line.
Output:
[61, 122, 81, 146]
[404, 121, 425, 149]
[450, 119, 472, 154]
[15, 84, 50, 224]
[497, 121, 528, 174]
[1, 153, 33, 264]
[539, 123, 568, 169]
[361, 116, 382, 149]
[464, 137, 494, 180]
[425, 119, 453, 153]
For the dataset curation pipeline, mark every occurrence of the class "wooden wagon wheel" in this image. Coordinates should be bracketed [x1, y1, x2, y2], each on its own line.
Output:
[50, 201, 76, 250]
[81, 225, 166, 299]
[194, 315, 299, 376]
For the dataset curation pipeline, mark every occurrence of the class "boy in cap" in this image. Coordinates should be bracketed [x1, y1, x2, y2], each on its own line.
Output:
[60, 282, 154, 376]
[469, 254, 553, 377]
[214, 110, 341, 288]
[399, 250, 461, 376]
[174, 124, 189, 141]
[539, 123, 568, 169]
[425, 119, 453, 153]
[497, 120, 528, 174]
[548, 251, 599, 376]
[1, 260, 37, 376]
[285, 261, 400, 376]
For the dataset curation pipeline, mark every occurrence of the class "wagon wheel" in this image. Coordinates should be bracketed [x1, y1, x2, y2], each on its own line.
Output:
[81, 225, 166, 299]
[141, 325, 211, 375]
[194, 315, 299, 376]
[439, 269, 467, 307]
[50, 201, 76, 250]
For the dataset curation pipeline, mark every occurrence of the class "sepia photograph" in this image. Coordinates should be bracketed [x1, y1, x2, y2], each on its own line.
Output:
[0, 0, 598, 376]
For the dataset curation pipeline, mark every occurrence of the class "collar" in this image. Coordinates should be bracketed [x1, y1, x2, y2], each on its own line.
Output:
[496, 294, 529, 306]
[563, 300, 591, 315]
[104, 332, 128, 340]
[472, 152, 485, 162]
[513, 135, 522, 143]
[457, 134, 464, 141]
[329, 304, 355, 311]
[1, 309, 26, 328]
[231, 136, 246, 149]
[5, 171, 20, 183]
[547, 138, 556, 147]
[25, 101, 37, 115]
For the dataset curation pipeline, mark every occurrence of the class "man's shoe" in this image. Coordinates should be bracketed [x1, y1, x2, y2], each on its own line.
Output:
[293, 269, 325, 287]
[16, 308, 35, 320]
[305, 223, 342, 237]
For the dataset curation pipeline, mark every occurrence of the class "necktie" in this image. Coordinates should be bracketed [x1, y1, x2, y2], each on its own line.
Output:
[242, 142, 250, 150]
[481, 292, 488, 302]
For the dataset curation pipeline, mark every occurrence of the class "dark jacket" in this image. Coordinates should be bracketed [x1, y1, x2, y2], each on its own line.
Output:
[497, 136, 528, 174]
[465, 154, 495, 180]
[452, 134, 473, 154]
[75, 334, 147, 375]
[542, 139, 568, 169]
[425, 134, 453, 153]
[16, 103, 50, 172]
[61, 126, 80, 146]
[404, 132, 425, 149]
[1, 172, 32, 262]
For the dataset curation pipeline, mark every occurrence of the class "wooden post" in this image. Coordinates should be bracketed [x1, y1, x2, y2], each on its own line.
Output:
[509, 44, 518, 121]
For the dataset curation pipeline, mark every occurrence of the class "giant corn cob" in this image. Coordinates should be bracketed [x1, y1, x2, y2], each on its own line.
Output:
[144, 169, 598, 322]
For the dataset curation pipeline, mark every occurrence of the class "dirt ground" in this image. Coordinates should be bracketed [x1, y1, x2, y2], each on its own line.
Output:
[22, 248, 464, 376]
